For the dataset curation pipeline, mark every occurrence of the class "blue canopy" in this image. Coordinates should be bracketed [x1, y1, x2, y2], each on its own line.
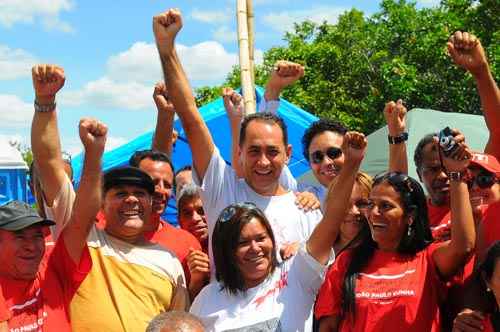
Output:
[0, 141, 28, 205]
[71, 87, 318, 224]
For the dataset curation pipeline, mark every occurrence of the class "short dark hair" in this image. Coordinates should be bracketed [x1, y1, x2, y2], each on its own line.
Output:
[212, 203, 278, 295]
[414, 133, 438, 171]
[239, 112, 288, 147]
[129, 149, 174, 174]
[146, 310, 205, 332]
[174, 165, 193, 196]
[301, 119, 348, 161]
[341, 172, 433, 318]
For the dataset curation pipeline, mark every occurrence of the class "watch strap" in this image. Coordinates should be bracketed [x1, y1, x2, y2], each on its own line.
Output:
[388, 132, 408, 144]
[34, 100, 56, 112]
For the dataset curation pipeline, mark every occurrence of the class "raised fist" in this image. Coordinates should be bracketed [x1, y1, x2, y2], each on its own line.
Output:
[79, 118, 108, 154]
[153, 82, 175, 114]
[222, 87, 244, 119]
[384, 99, 407, 136]
[153, 8, 183, 55]
[342, 131, 367, 165]
[447, 31, 488, 76]
[32, 64, 65, 104]
[267, 60, 305, 91]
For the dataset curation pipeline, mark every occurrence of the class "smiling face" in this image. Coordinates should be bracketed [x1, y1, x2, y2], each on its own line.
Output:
[468, 165, 500, 208]
[339, 183, 369, 244]
[239, 120, 291, 196]
[308, 131, 345, 187]
[417, 142, 450, 207]
[138, 158, 173, 215]
[178, 196, 208, 246]
[0, 226, 45, 280]
[235, 217, 274, 289]
[103, 184, 152, 242]
[367, 181, 410, 251]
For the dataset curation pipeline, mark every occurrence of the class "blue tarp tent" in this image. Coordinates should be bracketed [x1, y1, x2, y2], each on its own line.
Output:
[71, 87, 319, 224]
[0, 141, 28, 205]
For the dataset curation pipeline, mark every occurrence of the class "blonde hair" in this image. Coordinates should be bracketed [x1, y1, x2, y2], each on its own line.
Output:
[327, 171, 373, 197]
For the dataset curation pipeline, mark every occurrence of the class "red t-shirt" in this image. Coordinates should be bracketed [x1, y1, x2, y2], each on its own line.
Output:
[315, 244, 445, 332]
[0, 289, 9, 323]
[427, 200, 451, 240]
[0, 236, 91, 332]
[479, 201, 500, 256]
[95, 211, 202, 283]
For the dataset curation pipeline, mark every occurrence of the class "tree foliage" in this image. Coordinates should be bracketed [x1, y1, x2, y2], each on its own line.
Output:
[195, 0, 499, 134]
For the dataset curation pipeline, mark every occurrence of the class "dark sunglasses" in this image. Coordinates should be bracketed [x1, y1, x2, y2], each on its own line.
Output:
[468, 172, 497, 189]
[219, 202, 258, 223]
[310, 147, 342, 164]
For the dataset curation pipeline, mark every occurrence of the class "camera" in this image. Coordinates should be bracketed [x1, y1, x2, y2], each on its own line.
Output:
[438, 127, 458, 156]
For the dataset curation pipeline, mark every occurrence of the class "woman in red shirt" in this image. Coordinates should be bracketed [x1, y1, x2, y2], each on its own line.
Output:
[316, 142, 475, 332]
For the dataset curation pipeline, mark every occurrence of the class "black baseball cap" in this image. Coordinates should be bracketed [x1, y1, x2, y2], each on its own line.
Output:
[0, 201, 55, 231]
[103, 166, 155, 194]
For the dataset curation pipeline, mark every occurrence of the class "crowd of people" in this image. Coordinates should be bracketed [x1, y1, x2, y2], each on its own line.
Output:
[0, 7, 499, 332]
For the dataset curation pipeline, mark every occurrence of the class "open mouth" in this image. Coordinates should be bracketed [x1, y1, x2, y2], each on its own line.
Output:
[255, 169, 272, 176]
[371, 222, 387, 230]
[245, 255, 264, 263]
[470, 195, 485, 206]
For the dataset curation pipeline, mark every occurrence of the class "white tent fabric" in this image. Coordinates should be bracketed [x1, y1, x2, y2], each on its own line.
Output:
[0, 140, 27, 170]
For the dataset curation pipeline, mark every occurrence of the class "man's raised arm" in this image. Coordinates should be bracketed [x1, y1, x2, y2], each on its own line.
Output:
[30, 64, 68, 205]
[62, 118, 107, 264]
[151, 81, 176, 156]
[153, 9, 214, 180]
[448, 31, 500, 158]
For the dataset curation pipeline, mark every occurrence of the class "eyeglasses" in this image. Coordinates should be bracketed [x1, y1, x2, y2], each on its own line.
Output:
[219, 202, 258, 223]
[310, 147, 342, 164]
[468, 172, 497, 189]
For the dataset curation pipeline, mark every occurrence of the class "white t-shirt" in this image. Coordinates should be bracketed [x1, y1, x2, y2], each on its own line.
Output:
[279, 166, 327, 211]
[190, 246, 332, 332]
[193, 148, 323, 272]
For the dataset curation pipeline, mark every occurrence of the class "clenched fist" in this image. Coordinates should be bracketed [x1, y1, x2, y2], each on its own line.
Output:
[153, 8, 183, 55]
[153, 82, 175, 114]
[384, 99, 407, 136]
[79, 118, 108, 155]
[32, 64, 65, 104]
[222, 87, 244, 119]
[267, 61, 304, 91]
[447, 31, 488, 76]
[342, 131, 367, 166]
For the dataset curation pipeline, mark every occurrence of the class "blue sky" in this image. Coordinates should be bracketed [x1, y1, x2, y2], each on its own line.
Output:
[0, 0, 439, 155]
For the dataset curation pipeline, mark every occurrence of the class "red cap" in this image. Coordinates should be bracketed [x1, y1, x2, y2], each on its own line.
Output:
[470, 153, 500, 176]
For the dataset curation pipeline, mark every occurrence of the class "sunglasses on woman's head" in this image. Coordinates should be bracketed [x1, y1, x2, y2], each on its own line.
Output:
[310, 147, 342, 164]
[468, 172, 497, 189]
[219, 202, 258, 223]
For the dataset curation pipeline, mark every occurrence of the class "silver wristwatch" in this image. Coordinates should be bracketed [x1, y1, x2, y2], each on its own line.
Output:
[34, 100, 56, 112]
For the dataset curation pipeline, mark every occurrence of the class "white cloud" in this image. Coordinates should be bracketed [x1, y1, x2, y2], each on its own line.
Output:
[0, 44, 39, 80]
[61, 40, 261, 110]
[0, 94, 33, 128]
[213, 26, 237, 44]
[191, 8, 231, 24]
[262, 6, 347, 33]
[106, 42, 162, 84]
[0, 0, 74, 32]
[60, 77, 152, 110]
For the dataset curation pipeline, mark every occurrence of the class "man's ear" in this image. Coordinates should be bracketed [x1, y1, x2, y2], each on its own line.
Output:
[285, 144, 292, 164]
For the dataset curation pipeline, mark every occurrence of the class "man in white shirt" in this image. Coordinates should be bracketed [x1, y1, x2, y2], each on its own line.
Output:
[153, 9, 322, 268]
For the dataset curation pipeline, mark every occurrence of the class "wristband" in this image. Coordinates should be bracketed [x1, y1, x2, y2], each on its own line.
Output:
[34, 100, 56, 113]
[388, 132, 408, 144]
[448, 171, 466, 182]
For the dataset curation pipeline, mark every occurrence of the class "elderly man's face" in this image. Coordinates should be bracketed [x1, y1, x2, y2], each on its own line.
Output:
[0, 226, 46, 280]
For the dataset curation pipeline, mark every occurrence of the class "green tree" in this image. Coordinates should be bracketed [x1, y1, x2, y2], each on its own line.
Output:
[197, 0, 499, 134]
